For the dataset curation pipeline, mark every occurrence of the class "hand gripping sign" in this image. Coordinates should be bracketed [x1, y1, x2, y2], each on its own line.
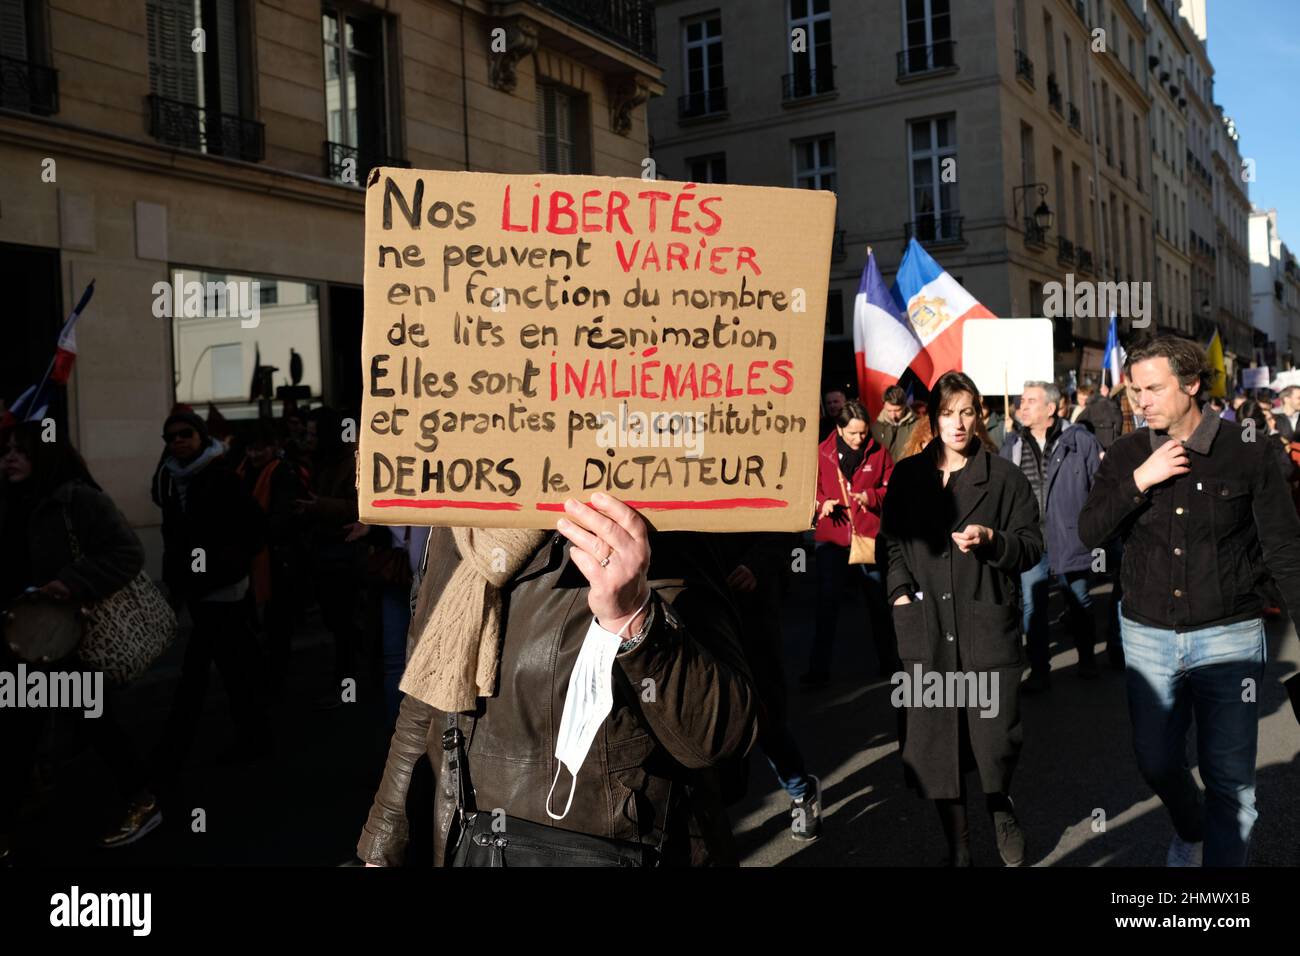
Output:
[359, 168, 836, 532]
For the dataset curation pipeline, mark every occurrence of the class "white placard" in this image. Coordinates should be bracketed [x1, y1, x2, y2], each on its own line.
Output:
[1242, 366, 1271, 388]
[961, 318, 1055, 397]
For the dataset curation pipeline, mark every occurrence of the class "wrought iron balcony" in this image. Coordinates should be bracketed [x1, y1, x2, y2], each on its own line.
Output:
[783, 66, 835, 101]
[531, 0, 656, 59]
[148, 94, 264, 162]
[0, 55, 59, 116]
[1023, 219, 1048, 249]
[1068, 102, 1082, 132]
[906, 212, 964, 245]
[1015, 49, 1035, 87]
[324, 141, 409, 185]
[678, 87, 726, 119]
[1058, 236, 1076, 265]
[1077, 247, 1094, 273]
[897, 40, 957, 78]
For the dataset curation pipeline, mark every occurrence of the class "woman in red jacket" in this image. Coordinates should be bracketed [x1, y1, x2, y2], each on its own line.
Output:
[804, 400, 896, 687]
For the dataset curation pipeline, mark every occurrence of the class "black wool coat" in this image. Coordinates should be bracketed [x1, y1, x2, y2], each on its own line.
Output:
[879, 441, 1043, 799]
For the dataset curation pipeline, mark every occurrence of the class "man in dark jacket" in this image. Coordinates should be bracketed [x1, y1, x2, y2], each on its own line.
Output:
[870, 385, 919, 462]
[1079, 337, 1300, 867]
[151, 410, 269, 787]
[1276, 385, 1299, 441]
[1076, 385, 1125, 450]
[356, 522, 759, 867]
[1002, 382, 1104, 690]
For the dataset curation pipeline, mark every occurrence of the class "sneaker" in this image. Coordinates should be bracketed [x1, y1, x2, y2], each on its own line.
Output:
[992, 808, 1026, 866]
[790, 774, 822, 842]
[1166, 834, 1203, 867]
[1021, 670, 1051, 694]
[98, 795, 163, 850]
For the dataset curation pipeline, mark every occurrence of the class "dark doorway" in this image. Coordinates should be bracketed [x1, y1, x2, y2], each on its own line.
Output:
[327, 284, 364, 416]
[0, 242, 64, 423]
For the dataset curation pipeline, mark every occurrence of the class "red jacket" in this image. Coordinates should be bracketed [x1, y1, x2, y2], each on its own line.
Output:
[813, 431, 893, 546]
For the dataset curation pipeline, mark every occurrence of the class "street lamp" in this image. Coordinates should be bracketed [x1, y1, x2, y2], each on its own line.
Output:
[1013, 183, 1053, 242]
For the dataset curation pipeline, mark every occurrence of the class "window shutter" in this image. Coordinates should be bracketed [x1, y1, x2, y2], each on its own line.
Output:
[215, 0, 241, 116]
[147, 0, 198, 104]
[0, 0, 29, 61]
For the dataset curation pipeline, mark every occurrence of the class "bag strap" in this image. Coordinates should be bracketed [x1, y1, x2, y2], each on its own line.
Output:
[61, 502, 83, 560]
[835, 465, 857, 518]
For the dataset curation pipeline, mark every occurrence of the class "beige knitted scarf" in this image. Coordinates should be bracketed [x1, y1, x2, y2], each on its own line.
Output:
[399, 526, 549, 713]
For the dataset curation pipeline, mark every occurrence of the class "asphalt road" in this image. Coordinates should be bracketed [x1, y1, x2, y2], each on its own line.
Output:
[13, 558, 1299, 868]
[733, 569, 1300, 867]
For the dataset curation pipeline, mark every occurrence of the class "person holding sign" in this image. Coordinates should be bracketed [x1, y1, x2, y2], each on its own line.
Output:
[880, 372, 1043, 866]
[356, 493, 759, 867]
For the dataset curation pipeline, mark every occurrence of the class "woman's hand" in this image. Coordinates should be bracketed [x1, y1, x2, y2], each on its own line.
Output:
[951, 524, 994, 553]
[36, 580, 72, 601]
[556, 493, 651, 636]
[818, 498, 838, 519]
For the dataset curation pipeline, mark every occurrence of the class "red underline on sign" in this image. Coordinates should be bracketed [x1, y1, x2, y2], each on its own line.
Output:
[535, 498, 790, 512]
[371, 499, 523, 511]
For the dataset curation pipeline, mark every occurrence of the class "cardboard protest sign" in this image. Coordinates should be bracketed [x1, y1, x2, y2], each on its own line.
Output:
[358, 169, 836, 531]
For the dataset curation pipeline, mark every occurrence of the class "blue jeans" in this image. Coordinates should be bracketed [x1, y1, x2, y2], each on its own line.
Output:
[1120, 613, 1266, 866]
[763, 723, 811, 801]
[1021, 553, 1097, 675]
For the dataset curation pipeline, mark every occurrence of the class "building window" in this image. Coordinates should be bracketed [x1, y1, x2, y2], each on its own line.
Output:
[793, 135, 836, 191]
[537, 84, 589, 174]
[825, 289, 844, 336]
[147, 0, 260, 160]
[1019, 122, 1036, 186]
[210, 344, 244, 400]
[1053, 147, 1067, 240]
[901, 0, 953, 74]
[787, 0, 834, 97]
[171, 268, 323, 413]
[681, 13, 725, 116]
[322, 4, 397, 180]
[908, 115, 959, 240]
[687, 153, 727, 184]
[0, 0, 57, 115]
[1071, 162, 1084, 247]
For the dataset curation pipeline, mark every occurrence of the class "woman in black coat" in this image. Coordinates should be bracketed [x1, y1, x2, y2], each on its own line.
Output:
[0, 422, 149, 861]
[879, 371, 1043, 866]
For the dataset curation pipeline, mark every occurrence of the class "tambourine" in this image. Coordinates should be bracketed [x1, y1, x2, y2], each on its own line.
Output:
[2, 591, 84, 665]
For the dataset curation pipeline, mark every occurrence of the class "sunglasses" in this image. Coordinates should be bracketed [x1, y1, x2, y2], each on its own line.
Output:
[163, 428, 196, 442]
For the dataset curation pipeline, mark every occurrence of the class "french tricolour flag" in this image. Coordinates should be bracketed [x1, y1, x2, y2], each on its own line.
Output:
[1102, 313, 1125, 387]
[853, 249, 920, 421]
[49, 280, 95, 385]
[889, 238, 994, 391]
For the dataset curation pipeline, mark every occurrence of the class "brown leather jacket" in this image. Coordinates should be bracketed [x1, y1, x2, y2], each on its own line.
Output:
[356, 527, 759, 866]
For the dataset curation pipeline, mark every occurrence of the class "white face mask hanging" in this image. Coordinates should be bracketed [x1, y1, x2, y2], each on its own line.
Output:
[545, 592, 653, 821]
